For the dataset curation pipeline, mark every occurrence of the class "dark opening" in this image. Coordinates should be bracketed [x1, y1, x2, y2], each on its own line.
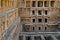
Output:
[33, 27, 34, 30]
[51, 1, 55, 7]
[32, 19, 35, 23]
[39, 27, 41, 30]
[32, 1, 36, 7]
[38, 19, 42, 22]
[45, 27, 47, 30]
[32, 10, 35, 15]
[45, 10, 48, 15]
[44, 1, 49, 7]
[38, 1, 43, 7]
[45, 18, 47, 23]
[38, 10, 42, 15]
[26, 37, 30, 40]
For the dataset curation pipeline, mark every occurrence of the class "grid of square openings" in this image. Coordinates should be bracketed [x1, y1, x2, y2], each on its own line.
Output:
[26, 1, 55, 7]
[32, 10, 48, 16]
[32, 1, 55, 7]
[32, 18, 48, 23]
[32, 27, 47, 31]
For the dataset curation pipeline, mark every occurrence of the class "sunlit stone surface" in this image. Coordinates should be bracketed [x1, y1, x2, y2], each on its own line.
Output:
[0, 0, 60, 40]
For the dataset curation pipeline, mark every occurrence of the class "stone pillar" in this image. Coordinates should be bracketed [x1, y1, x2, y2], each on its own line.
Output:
[31, 36, 34, 40]
[41, 35, 45, 40]
[5, 15, 8, 30]
[24, 0, 26, 7]
[49, 1, 51, 7]
[43, 0, 44, 7]
[36, 0, 37, 7]
[23, 35, 26, 40]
